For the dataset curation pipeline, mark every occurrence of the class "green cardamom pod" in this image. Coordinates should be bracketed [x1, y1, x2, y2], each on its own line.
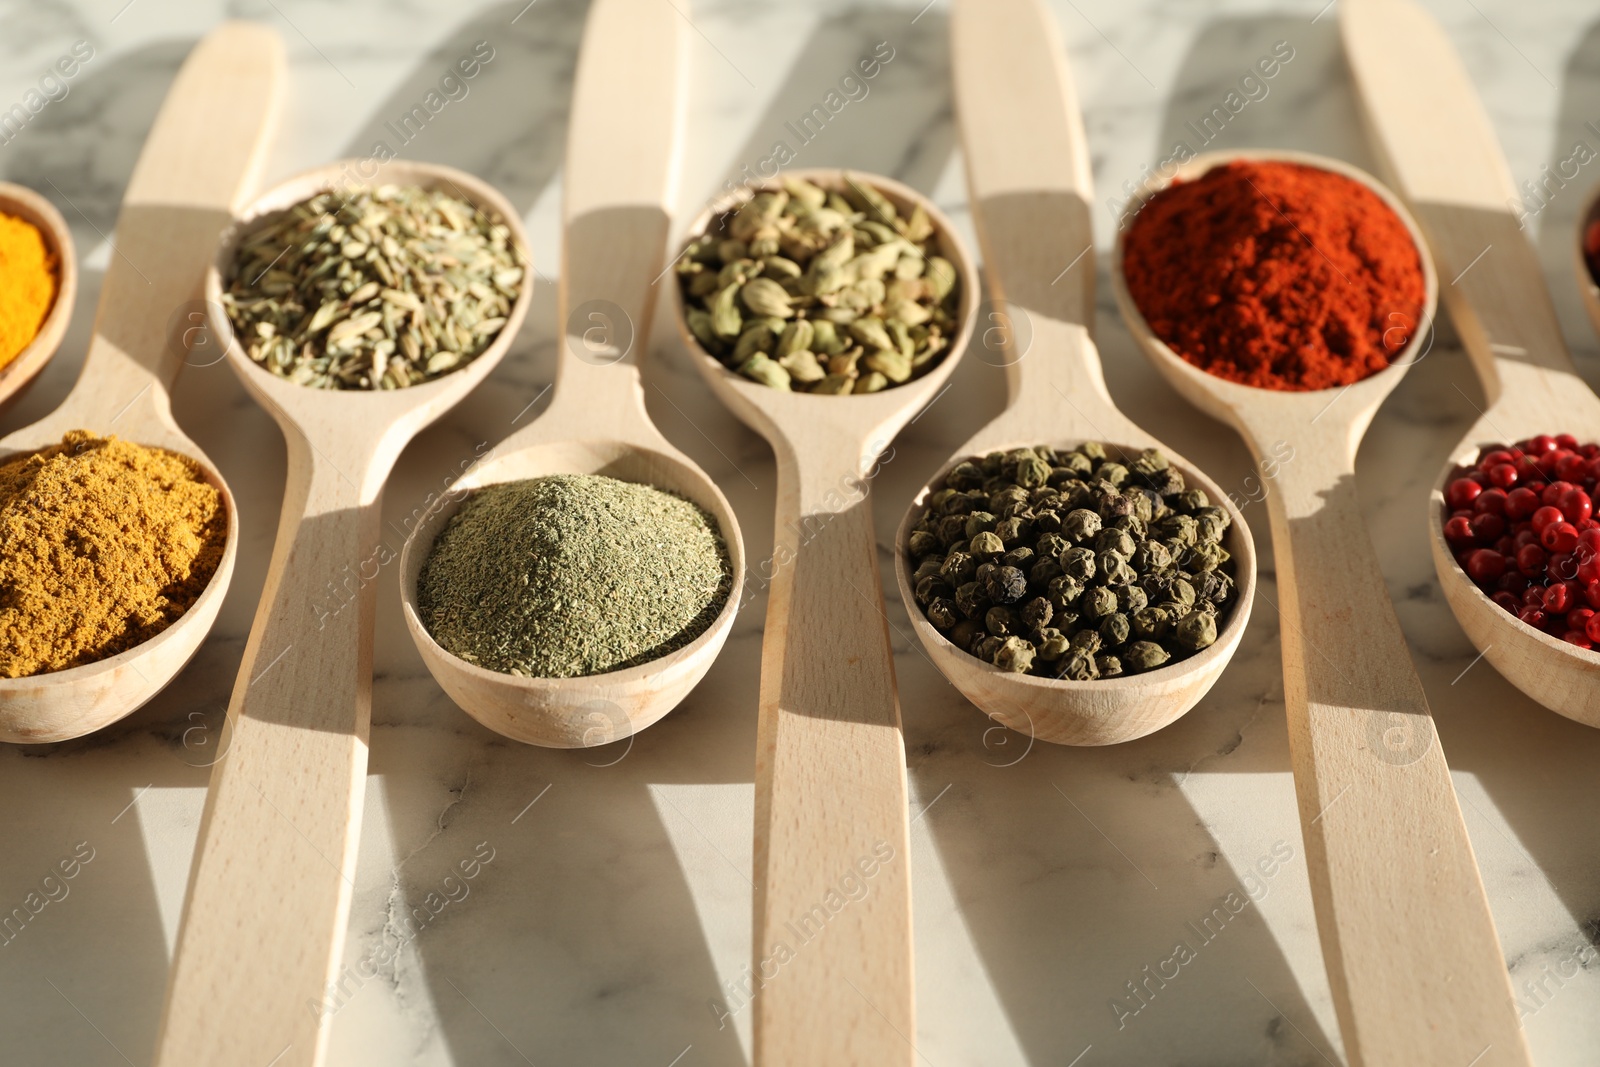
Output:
[926, 256, 957, 302]
[737, 352, 791, 390]
[853, 370, 889, 393]
[813, 373, 854, 395]
[733, 323, 776, 362]
[775, 319, 814, 358]
[810, 319, 843, 354]
[740, 277, 794, 319]
[863, 348, 912, 384]
[709, 283, 743, 339]
[762, 255, 803, 279]
[782, 175, 828, 210]
[777, 349, 825, 383]
[845, 173, 898, 222]
[685, 308, 718, 350]
[848, 316, 894, 351]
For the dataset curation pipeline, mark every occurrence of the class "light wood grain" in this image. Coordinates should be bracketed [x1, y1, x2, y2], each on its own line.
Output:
[908, 0, 1257, 747]
[397, 0, 746, 748]
[0, 23, 281, 742]
[0, 181, 76, 415]
[153, 161, 533, 1067]
[674, 170, 979, 1066]
[1343, 0, 1600, 729]
[1113, 147, 1531, 1066]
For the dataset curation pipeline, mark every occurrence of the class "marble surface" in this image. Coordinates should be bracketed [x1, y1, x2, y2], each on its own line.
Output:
[2, 1, 1599, 1064]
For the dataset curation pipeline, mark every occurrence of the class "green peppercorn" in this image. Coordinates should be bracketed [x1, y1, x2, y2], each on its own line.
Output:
[1100, 612, 1131, 646]
[1096, 654, 1123, 678]
[927, 598, 959, 631]
[970, 531, 1005, 559]
[1096, 527, 1137, 559]
[985, 605, 1017, 636]
[986, 566, 1028, 604]
[1056, 648, 1099, 680]
[908, 530, 940, 557]
[949, 618, 979, 652]
[1123, 641, 1171, 672]
[1083, 585, 1118, 619]
[994, 635, 1035, 673]
[963, 511, 997, 540]
[1174, 609, 1217, 651]
[955, 581, 988, 619]
[1063, 508, 1102, 543]
[940, 551, 976, 586]
[1061, 546, 1097, 582]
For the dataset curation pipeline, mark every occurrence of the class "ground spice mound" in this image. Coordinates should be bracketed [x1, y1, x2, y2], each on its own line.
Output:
[417, 473, 732, 679]
[0, 211, 58, 371]
[0, 431, 227, 678]
[1123, 160, 1426, 391]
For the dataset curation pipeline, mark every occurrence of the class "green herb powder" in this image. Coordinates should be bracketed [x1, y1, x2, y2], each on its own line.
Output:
[417, 474, 731, 678]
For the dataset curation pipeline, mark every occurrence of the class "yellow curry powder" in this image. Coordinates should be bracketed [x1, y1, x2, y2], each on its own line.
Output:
[0, 211, 57, 370]
[0, 431, 227, 678]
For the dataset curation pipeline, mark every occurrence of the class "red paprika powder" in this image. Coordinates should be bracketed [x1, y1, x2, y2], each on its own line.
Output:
[1121, 160, 1425, 391]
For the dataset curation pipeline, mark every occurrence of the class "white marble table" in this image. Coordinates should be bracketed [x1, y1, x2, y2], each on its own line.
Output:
[3, 1, 1598, 1064]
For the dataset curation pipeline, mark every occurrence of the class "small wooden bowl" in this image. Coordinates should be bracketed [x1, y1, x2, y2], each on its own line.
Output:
[0, 182, 76, 414]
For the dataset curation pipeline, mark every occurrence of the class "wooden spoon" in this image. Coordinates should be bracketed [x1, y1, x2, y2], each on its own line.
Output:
[0, 23, 281, 742]
[897, 0, 1257, 747]
[154, 161, 533, 1067]
[398, 0, 744, 747]
[1344, 0, 1600, 729]
[1113, 150, 1533, 1065]
[673, 170, 978, 1064]
[0, 181, 76, 415]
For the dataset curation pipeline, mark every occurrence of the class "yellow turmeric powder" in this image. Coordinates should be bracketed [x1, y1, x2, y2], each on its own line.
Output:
[0, 210, 57, 370]
[0, 431, 227, 678]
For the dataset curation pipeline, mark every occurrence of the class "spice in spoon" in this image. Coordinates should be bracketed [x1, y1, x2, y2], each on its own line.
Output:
[1122, 160, 1425, 391]
[1441, 433, 1600, 650]
[223, 185, 525, 389]
[0, 210, 58, 371]
[417, 473, 731, 678]
[905, 443, 1237, 678]
[0, 431, 227, 678]
[676, 173, 961, 394]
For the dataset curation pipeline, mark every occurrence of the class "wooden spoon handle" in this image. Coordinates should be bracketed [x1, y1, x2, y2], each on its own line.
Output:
[71, 22, 282, 428]
[156, 436, 387, 1067]
[1243, 420, 1529, 1067]
[952, 0, 1092, 332]
[1342, 0, 1575, 393]
[753, 440, 913, 1066]
[533, 0, 682, 443]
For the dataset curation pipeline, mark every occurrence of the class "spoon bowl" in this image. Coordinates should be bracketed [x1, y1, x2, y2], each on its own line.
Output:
[0, 24, 280, 742]
[0, 181, 77, 414]
[398, 437, 745, 748]
[894, 444, 1255, 746]
[1427, 446, 1600, 727]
